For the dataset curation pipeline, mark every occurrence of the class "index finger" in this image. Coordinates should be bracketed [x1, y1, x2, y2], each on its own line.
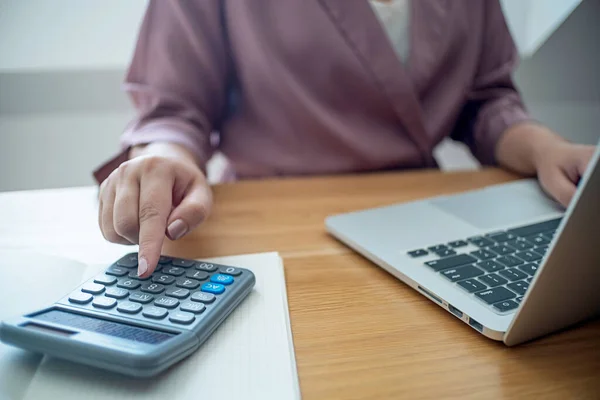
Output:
[137, 172, 174, 278]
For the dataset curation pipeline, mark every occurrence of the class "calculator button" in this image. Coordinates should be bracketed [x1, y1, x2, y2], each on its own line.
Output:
[129, 292, 154, 304]
[94, 274, 117, 286]
[116, 253, 138, 268]
[180, 302, 206, 314]
[143, 306, 168, 319]
[154, 296, 180, 309]
[81, 283, 105, 295]
[201, 282, 225, 295]
[171, 259, 195, 268]
[105, 287, 129, 299]
[117, 301, 142, 314]
[161, 266, 185, 276]
[106, 265, 128, 277]
[210, 274, 234, 285]
[158, 256, 172, 264]
[165, 287, 190, 299]
[176, 278, 201, 290]
[218, 266, 242, 276]
[169, 311, 195, 325]
[128, 270, 151, 280]
[140, 283, 165, 294]
[191, 292, 215, 304]
[152, 274, 176, 285]
[196, 262, 217, 272]
[92, 297, 117, 309]
[117, 279, 141, 290]
[68, 292, 93, 304]
[186, 270, 209, 281]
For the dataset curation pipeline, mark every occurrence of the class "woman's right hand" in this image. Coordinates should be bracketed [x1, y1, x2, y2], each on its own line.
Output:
[98, 143, 212, 278]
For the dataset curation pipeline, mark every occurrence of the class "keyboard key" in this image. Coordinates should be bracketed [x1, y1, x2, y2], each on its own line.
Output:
[105, 287, 129, 299]
[425, 254, 478, 271]
[154, 296, 180, 309]
[515, 251, 543, 263]
[117, 279, 141, 290]
[478, 274, 508, 288]
[128, 270, 151, 280]
[186, 270, 209, 280]
[475, 287, 516, 304]
[161, 266, 185, 276]
[165, 287, 190, 299]
[196, 262, 218, 272]
[493, 300, 519, 312]
[526, 235, 550, 247]
[94, 274, 117, 286]
[408, 249, 429, 257]
[496, 255, 524, 268]
[505, 239, 534, 251]
[434, 249, 457, 258]
[69, 292, 93, 304]
[191, 292, 216, 304]
[448, 240, 468, 248]
[498, 268, 528, 282]
[140, 283, 165, 294]
[180, 301, 206, 314]
[143, 306, 168, 319]
[488, 244, 515, 256]
[176, 278, 201, 290]
[152, 274, 176, 285]
[467, 236, 495, 248]
[457, 279, 488, 293]
[515, 296, 524, 304]
[169, 311, 195, 325]
[507, 281, 529, 296]
[201, 282, 225, 295]
[507, 218, 562, 237]
[541, 232, 555, 241]
[210, 274, 235, 285]
[116, 253, 138, 268]
[92, 297, 117, 309]
[218, 266, 243, 276]
[476, 260, 505, 273]
[441, 265, 484, 282]
[129, 292, 154, 304]
[117, 301, 142, 314]
[486, 232, 517, 243]
[526, 277, 533, 284]
[158, 256, 172, 264]
[171, 259, 195, 268]
[428, 244, 448, 252]
[81, 282, 105, 295]
[518, 263, 539, 276]
[535, 246, 549, 255]
[470, 249, 497, 261]
[532, 260, 542, 265]
[105, 265, 128, 277]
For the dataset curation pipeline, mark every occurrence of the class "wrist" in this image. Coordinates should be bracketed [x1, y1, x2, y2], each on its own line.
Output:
[129, 142, 200, 170]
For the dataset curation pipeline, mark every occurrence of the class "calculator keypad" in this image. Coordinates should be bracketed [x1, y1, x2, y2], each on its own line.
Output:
[62, 254, 250, 328]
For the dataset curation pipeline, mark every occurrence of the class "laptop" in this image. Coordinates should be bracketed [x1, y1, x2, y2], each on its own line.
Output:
[325, 142, 600, 345]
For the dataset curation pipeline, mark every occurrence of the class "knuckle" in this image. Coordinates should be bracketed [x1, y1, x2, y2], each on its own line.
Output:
[141, 156, 165, 174]
[139, 203, 162, 223]
[114, 215, 139, 237]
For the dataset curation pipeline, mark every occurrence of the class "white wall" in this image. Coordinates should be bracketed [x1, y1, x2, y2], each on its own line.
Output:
[1, 0, 598, 192]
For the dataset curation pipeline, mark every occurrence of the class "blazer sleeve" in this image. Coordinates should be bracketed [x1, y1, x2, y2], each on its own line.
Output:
[93, 0, 231, 183]
[450, 0, 534, 166]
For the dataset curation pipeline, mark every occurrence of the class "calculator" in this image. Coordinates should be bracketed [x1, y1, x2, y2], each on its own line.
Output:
[0, 253, 255, 377]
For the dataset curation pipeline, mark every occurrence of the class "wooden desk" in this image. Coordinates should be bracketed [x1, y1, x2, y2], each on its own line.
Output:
[165, 168, 600, 399]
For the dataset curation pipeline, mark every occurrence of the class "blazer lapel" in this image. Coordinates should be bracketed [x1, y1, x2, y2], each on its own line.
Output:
[317, 0, 453, 167]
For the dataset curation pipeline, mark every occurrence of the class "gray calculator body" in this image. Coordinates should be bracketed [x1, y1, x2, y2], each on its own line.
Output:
[0, 254, 255, 377]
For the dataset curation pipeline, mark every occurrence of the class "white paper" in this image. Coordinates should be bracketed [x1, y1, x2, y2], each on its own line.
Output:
[22, 252, 300, 400]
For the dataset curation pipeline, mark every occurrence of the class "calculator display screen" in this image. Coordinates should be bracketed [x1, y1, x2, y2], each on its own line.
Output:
[32, 310, 175, 345]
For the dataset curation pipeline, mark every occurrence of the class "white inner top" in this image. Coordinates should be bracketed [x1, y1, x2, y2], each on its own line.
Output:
[369, 0, 411, 64]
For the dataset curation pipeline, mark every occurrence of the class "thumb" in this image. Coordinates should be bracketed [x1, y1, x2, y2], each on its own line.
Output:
[544, 169, 577, 208]
[166, 180, 212, 241]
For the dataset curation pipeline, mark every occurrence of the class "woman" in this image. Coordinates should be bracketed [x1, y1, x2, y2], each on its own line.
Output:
[94, 0, 595, 278]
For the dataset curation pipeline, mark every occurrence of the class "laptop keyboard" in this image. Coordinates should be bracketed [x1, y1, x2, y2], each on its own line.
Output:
[407, 218, 561, 314]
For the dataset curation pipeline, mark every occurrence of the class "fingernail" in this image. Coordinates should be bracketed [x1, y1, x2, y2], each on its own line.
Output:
[167, 219, 188, 240]
[138, 257, 148, 277]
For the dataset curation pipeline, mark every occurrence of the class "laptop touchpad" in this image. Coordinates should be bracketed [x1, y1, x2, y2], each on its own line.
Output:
[430, 180, 564, 230]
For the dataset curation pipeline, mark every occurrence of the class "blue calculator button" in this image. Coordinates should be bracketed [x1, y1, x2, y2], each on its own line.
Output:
[210, 274, 234, 285]
[201, 282, 225, 295]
